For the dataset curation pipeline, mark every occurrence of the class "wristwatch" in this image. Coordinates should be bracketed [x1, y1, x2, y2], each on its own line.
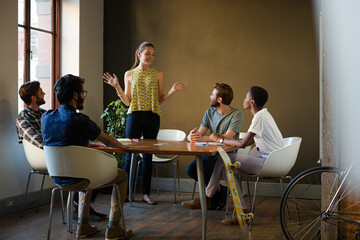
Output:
[219, 138, 224, 143]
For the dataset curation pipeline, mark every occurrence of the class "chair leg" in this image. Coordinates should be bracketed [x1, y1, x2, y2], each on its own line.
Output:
[246, 176, 252, 210]
[21, 171, 34, 217]
[250, 176, 260, 231]
[177, 159, 181, 196]
[60, 190, 65, 224]
[67, 192, 74, 233]
[134, 159, 142, 199]
[37, 173, 46, 213]
[285, 176, 300, 223]
[192, 180, 197, 199]
[173, 160, 177, 203]
[47, 187, 60, 240]
[155, 164, 160, 195]
[279, 178, 290, 219]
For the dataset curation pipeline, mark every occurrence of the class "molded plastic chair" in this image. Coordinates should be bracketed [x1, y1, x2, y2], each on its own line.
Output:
[134, 129, 186, 203]
[246, 137, 302, 230]
[21, 139, 65, 223]
[44, 145, 126, 240]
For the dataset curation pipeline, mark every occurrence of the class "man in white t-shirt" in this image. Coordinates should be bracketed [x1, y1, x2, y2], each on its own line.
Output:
[206, 86, 284, 225]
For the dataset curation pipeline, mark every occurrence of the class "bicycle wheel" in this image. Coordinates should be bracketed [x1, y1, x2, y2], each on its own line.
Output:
[280, 166, 360, 240]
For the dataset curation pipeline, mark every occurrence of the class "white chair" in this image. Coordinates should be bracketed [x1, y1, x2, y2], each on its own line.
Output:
[245, 136, 302, 230]
[44, 145, 126, 240]
[21, 139, 65, 223]
[134, 129, 186, 203]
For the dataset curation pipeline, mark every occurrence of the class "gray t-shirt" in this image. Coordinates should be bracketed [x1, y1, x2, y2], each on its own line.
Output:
[201, 107, 244, 138]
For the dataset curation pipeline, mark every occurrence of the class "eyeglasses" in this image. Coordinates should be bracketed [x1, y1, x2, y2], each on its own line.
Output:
[81, 90, 88, 97]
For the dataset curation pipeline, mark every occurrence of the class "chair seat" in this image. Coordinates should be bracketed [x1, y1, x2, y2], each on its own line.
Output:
[152, 155, 178, 162]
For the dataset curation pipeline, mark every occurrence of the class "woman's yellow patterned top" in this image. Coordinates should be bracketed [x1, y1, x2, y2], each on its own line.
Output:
[128, 67, 161, 116]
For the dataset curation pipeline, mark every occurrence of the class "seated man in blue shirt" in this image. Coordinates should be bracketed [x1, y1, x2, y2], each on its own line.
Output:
[16, 80, 106, 221]
[42, 74, 131, 239]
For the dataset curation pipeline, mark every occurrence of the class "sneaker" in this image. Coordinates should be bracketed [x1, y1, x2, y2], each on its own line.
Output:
[181, 198, 201, 209]
[105, 225, 133, 240]
[77, 219, 98, 238]
[221, 216, 238, 225]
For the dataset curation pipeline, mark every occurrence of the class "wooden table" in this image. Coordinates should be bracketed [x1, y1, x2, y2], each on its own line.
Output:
[95, 139, 239, 240]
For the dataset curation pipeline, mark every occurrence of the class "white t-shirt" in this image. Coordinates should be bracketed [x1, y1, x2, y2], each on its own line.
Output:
[248, 108, 284, 157]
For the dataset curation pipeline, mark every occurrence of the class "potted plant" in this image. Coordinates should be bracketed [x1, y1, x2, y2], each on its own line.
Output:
[101, 99, 128, 168]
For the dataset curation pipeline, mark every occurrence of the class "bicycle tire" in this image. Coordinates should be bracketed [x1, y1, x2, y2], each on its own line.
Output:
[280, 166, 360, 240]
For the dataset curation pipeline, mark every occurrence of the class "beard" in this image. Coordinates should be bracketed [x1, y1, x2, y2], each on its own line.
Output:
[210, 100, 220, 108]
[76, 97, 84, 110]
[35, 96, 45, 106]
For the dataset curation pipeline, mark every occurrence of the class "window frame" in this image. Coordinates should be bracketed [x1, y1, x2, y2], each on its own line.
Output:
[18, 0, 61, 109]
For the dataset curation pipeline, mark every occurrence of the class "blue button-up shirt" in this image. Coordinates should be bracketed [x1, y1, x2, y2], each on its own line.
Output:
[42, 104, 101, 147]
[41, 104, 101, 185]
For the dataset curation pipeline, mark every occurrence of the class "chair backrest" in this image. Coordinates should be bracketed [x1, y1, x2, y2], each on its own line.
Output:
[44, 145, 118, 190]
[156, 129, 186, 141]
[22, 139, 47, 171]
[257, 137, 302, 177]
[237, 132, 252, 156]
[140, 129, 186, 159]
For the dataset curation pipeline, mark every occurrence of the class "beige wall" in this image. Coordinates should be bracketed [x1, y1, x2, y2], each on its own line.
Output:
[104, 0, 319, 178]
[0, 0, 104, 202]
[0, 0, 31, 200]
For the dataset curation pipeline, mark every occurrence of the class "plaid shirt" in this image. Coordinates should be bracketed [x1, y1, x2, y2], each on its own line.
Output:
[16, 106, 46, 149]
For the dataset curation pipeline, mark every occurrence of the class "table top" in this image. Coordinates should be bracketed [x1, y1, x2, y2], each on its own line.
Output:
[94, 139, 239, 156]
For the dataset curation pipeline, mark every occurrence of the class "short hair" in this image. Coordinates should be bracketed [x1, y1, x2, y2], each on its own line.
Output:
[214, 83, 233, 105]
[19, 81, 40, 105]
[250, 86, 268, 108]
[54, 74, 85, 104]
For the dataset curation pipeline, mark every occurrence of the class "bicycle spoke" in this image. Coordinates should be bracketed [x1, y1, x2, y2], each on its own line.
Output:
[280, 166, 360, 240]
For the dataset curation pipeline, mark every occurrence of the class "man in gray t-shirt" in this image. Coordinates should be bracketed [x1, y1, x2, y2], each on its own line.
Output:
[182, 83, 244, 210]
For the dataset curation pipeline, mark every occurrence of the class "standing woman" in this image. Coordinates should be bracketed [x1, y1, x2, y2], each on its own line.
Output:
[103, 42, 189, 205]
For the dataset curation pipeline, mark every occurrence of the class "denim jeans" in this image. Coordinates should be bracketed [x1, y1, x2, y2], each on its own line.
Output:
[124, 111, 160, 195]
[186, 154, 219, 186]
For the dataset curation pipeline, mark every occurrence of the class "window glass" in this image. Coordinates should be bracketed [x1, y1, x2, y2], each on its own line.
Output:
[30, 29, 52, 110]
[18, 0, 25, 25]
[18, 27, 25, 112]
[31, 0, 52, 32]
[18, 0, 58, 112]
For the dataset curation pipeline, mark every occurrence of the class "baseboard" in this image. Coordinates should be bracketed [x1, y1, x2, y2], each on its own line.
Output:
[0, 188, 67, 217]
[149, 177, 321, 199]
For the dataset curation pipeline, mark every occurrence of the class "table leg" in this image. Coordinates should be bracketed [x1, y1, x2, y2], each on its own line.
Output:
[129, 153, 137, 207]
[196, 155, 207, 240]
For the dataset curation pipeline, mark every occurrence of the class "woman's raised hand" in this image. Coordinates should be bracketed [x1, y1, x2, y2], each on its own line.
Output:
[103, 72, 120, 88]
[171, 81, 189, 92]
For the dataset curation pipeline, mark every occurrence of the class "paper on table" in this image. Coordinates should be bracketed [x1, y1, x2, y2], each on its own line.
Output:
[208, 142, 224, 145]
[117, 138, 132, 143]
[194, 142, 225, 146]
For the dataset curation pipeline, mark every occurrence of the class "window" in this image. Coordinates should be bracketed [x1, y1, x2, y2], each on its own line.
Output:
[18, 0, 60, 111]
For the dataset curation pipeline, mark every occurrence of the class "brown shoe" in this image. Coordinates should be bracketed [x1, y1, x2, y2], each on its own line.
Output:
[142, 194, 157, 205]
[105, 225, 133, 240]
[221, 216, 238, 225]
[181, 198, 201, 209]
[77, 219, 98, 238]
